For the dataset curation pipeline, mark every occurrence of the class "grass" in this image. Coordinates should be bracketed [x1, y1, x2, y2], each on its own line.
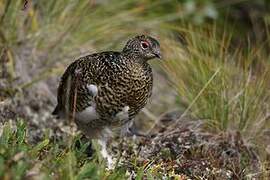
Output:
[162, 24, 270, 135]
[1, 0, 270, 179]
[160, 25, 270, 178]
[1, 120, 177, 179]
[0, 120, 128, 179]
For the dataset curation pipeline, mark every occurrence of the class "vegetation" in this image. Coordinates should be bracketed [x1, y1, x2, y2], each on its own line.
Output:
[1, 0, 270, 179]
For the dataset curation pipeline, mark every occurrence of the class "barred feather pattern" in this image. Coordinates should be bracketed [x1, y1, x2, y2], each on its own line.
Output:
[53, 35, 160, 136]
[56, 52, 153, 127]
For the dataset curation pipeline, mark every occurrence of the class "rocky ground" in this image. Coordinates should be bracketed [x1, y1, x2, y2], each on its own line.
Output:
[111, 111, 261, 179]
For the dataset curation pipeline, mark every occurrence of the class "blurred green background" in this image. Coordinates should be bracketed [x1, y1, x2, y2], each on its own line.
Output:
[1, 0, 270, 179]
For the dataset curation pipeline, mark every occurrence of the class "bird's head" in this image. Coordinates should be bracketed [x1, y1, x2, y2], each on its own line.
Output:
[123, 35, 161, 61]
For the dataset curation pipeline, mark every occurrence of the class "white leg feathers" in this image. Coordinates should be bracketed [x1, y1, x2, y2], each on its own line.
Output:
[115, 106, 129, 122]
[97, 139, 114, 170]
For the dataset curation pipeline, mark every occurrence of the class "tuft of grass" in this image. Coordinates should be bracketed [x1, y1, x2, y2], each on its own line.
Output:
[0, 120, 132, 179]
[161, 24, 270, 177]
[162, 24, 270, 133]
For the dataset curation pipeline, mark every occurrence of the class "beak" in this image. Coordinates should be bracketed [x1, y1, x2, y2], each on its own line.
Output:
[153, 50, 162, 59]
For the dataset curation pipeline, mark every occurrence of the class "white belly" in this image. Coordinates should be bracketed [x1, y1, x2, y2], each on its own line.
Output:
[75, 105, 99, 124]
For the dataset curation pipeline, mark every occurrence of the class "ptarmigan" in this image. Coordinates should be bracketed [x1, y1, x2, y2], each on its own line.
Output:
[52, 35, 161, 168]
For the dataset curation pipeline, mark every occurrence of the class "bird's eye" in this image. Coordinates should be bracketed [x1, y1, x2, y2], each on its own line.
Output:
[141, 41, 149, 49]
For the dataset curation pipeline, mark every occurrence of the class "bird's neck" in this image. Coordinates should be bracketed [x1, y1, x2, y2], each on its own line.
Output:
[121, 50, 147, 64]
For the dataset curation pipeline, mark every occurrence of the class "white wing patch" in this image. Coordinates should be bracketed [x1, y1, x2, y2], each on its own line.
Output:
[76, 84, 99, 124]
[87, 84, 98, 97]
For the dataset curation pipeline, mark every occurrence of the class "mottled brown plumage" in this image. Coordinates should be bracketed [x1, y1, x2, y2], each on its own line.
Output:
[52, 35, 161, 139]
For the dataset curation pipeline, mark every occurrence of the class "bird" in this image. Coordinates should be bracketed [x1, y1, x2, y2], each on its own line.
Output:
[52, 35, 161, 168]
